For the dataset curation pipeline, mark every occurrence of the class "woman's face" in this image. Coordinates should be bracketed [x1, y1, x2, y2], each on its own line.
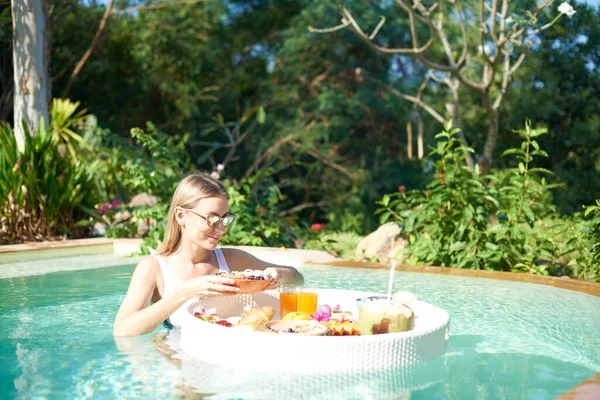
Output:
[179, 196, 232, 250]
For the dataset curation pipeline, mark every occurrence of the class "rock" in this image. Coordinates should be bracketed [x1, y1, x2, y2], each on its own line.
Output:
[92, 222, 106, 237]
[128, 193, 158, 208]
[355, 222, 408, 263]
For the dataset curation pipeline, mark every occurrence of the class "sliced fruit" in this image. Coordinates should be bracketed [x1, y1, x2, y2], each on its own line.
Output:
[282, 311, 314, 321]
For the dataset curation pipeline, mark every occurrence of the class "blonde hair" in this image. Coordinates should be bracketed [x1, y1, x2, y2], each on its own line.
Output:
[157, 172, 229, 256]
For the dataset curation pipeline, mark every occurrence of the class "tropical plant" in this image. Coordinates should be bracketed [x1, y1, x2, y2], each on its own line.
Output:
[0, 122, 100, 243]
[49, 98, 91, 160]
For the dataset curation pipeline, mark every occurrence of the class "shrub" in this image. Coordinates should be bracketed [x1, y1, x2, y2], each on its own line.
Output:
[219, 170, 299, 248]
[375, 120, 562, 273]
[0, 123, 100, 243]
[553, 201, 600, 282]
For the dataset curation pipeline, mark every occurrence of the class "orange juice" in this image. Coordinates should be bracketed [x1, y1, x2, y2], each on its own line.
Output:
[279, 292, 298, 318]
[279, 291, 319, 318]
[297, 292, 318, 314]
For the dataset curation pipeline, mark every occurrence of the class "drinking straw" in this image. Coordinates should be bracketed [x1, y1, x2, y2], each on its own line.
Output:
[386, 261, 397, 304]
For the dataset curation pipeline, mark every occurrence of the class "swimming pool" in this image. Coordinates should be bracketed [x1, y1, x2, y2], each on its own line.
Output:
[1, 255, 599, 399]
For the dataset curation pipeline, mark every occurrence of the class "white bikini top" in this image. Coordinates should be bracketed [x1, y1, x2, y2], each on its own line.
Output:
[153, 248, 230, 328]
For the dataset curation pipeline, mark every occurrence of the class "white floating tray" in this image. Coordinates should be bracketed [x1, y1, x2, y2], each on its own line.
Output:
[180, 288, 450, 374]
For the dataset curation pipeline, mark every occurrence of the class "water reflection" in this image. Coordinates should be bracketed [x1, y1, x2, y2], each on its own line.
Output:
[115, 331, 446, 400]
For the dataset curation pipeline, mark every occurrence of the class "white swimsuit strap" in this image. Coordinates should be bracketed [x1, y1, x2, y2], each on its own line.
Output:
[214, 248, 230, 272]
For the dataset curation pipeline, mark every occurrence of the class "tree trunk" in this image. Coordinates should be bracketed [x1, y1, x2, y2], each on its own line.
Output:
[445, 86, 475, 169]
[406, 121, 413, 159]
[417, 117, 423, 160]
[480, 91, 499, 174]
[11, 0, 51, 152]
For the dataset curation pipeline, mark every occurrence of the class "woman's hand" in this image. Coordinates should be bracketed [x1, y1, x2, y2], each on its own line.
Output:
[263, 267, 281, 289]
[181, 275, 239, 299]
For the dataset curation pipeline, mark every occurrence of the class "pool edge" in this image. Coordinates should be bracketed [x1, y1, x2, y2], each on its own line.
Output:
[313, 260, 600, 297]
[558, 372, 600, 400]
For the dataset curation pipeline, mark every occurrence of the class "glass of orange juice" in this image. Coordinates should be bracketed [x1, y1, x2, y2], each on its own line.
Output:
[279, 284, 299, 318]
[297, 287, 318, 314]
[279, 285, 319, 318]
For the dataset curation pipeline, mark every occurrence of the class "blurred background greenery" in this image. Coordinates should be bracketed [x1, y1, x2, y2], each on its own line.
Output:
[0, 0, 598, 281]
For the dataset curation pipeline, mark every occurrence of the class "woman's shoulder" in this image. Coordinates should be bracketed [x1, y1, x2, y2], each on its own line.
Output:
[133, 255, 162, 275]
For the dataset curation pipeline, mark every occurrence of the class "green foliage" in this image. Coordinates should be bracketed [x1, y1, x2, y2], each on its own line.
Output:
[83, 122, 192, 242]
[0, 123, 100, 244]
[375, 121, 563, 273]
[50, 98, 91, 160]
[221, 171, 298, 248]
[88, 122, 191, 203]
[551, 201, 600, 282]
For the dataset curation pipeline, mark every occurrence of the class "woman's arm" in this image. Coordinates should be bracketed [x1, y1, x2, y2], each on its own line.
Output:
[113, 257, 239, 337]
[113, 257, 188, 337]
[222, 248, 304, 285]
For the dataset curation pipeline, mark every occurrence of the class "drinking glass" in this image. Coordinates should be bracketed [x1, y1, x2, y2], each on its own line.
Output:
[358, 299, 414, 335]
[279, 285, 319, 318]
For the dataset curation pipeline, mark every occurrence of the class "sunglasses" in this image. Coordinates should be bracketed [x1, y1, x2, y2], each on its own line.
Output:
[184, 209, 237, 227]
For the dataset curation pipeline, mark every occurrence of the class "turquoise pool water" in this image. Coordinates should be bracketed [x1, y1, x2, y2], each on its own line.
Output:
[1, 256, 599, 399]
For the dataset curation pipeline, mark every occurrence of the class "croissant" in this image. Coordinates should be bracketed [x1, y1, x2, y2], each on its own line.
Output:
[239, 306, 275, 325]
[234, 322, 275, 333]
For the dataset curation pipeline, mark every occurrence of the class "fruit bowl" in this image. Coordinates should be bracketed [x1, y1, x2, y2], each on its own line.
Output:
[232, 277, 274, 294]
[216, 270, 275, 294]
[264, 320, 330, 336]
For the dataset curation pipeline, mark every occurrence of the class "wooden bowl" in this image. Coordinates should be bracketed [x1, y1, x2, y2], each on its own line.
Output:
[263, 320, 330, 336]
[232, 278, 273, 294]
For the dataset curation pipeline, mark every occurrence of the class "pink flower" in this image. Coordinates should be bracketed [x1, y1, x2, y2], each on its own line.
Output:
[210, 171, 220, 180]
[196, 307, 217, 316]
[311, 309, 330, 322]
[111, 199, 121, 209]
[311, 304, 340, 322]
[217, 163, 225, 171]
[398, 185, 406, 193]
[310, 223, 324, 231]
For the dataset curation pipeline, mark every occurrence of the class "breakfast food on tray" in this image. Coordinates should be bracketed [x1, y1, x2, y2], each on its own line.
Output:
[282, 311, 314, 321]
[392, 291, 417, 305]
[355, 295, 388, 310]
[230, 306, 276, 332]
[358, 300, 414, 335]
[330, 310, 354, 321]
[193, 291, 419, 337]
[193, 307, 218, 322]
[216, 269, 275, 294]
[239, 306, 275, 325]
[264, 320, 330, 336]
[216, 269, 274, 280]
[323, 320, 359, 336]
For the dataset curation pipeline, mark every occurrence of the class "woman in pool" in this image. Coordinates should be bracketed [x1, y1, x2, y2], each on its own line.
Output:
[113, 172, 304, 337]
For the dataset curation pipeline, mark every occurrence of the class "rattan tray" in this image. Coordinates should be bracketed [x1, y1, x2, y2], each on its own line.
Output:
[179, 288, 450, 374]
